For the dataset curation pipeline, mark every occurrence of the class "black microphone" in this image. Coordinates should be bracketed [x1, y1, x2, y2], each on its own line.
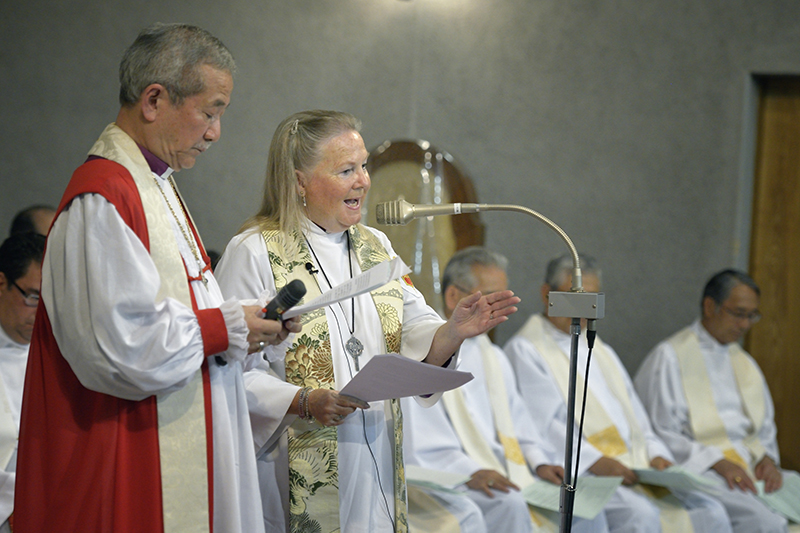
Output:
[216, 279, 307, 366]
[262, 279, 307, 320]
[305, 262, 318, 275]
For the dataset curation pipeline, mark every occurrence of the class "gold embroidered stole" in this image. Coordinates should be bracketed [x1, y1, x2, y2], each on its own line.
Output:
[669, 327, 767, 473]
[518, 315, 647, 467]
[442, 334, 557, 529]
[519, 315, 694, 532]
[89, 124, 209, 532]
[406, 486, 461, 533]
[263, 224, 408, 533]
[443, 335, 535, 486]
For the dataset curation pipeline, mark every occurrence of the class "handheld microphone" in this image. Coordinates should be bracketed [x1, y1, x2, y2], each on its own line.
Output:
[216, 279, 306, 366]
[262, 279, 307, 320]
[374, 199, 484, 225]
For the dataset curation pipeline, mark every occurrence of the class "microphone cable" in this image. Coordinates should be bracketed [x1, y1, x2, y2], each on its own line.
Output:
[336, 308, 396, 530]
[571, 321, 598, 489]
[309, 244, 396, 530]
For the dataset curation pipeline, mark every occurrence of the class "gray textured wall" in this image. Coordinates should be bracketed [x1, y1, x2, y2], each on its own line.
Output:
[3, 0, 799, 373]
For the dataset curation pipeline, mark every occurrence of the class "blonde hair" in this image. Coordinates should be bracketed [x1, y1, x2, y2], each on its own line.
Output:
[240, 110, 362, 235]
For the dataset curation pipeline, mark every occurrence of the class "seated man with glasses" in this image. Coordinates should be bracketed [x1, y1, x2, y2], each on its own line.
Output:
[635, 269, 797, 533]
[0, 231, 46, 531]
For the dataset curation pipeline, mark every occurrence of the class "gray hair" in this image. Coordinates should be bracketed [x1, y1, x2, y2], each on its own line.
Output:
[701, 269, 760, 310]
[544, 252, 601, 289]
[119, 23, 235, 106]
[442, 246, 509, 301]
[242, 110, 362, 236]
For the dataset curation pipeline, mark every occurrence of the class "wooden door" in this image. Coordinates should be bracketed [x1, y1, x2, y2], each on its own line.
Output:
[748, 76, 800, 471]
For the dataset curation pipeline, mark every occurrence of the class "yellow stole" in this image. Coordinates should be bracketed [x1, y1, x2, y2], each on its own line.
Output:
[89, 123, 209, 533]
[668, 326, 767, 473]
[442, 333, 556, 530]
[406, 486, 461, 533]
[442, 335, 536, 486]
[518, 314, 694, 532]
[262, 224, 408, 533]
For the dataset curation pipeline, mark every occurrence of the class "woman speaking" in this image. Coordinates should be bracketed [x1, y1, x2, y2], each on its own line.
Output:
[215, 110, 518, 532]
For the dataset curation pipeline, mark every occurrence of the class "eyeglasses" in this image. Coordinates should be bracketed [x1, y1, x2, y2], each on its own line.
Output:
[11, 281, 40, 308]
[720, 305, 761, 324]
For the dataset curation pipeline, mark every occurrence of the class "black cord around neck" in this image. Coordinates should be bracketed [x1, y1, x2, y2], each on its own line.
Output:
[305, 232, 355, 335]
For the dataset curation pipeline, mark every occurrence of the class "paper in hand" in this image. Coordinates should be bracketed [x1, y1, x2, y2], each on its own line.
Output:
[282, 257, 411, 319]
[339, 353, 473, 402]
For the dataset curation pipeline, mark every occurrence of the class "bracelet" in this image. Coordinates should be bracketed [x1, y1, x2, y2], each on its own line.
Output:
[298, 387, 313, 421]
[298, 387, 307, 419]
[303, 388, 314, 421]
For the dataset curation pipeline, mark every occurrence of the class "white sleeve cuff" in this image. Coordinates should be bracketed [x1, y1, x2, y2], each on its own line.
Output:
[220, 299, 249, 363]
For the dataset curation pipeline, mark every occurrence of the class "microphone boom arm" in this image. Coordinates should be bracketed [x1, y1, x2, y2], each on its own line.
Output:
[473, 204, 583, 292]
[377, 199, 582, 290]
[376, 198, 605, 533]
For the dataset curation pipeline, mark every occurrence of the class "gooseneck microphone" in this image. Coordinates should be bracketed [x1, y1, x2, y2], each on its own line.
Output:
[375, 198, 584, 290]
[374, 199, 484, 226]
[262, 279, 307, 320]
[374, 196, 605, 533]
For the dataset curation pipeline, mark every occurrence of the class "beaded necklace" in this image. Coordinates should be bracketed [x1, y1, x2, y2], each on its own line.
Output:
[152, 175, 208, 288]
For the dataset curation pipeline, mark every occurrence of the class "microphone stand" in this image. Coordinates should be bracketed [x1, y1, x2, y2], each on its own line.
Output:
[376, 201, 604, 533]
[480, 206, 603, 533]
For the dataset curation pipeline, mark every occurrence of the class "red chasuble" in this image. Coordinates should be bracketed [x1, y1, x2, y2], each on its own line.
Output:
[14, 159, 226, 532]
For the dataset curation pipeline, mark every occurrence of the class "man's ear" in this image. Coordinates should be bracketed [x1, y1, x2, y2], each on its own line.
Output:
[540, 283, 551, 309]
[443, 284, 462, 316]
[140, 83, 168, 122]
[702, 296, 717, 319]
[0, 272, 8, 294]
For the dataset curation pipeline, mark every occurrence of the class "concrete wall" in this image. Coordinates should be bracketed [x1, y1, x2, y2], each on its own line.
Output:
[3, 0, 799, 372]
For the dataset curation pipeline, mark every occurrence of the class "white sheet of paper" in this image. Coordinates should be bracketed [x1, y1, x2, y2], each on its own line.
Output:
[338, 353, 473, 402]
[282, 257, 411, 319]
[757, 475, 800, 523]
[633, 466, 717, 493]
[405, 465, 470, 494]
[521, 476, 622, 520]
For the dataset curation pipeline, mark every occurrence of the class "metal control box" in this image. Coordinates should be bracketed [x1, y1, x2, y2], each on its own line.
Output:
[547, 291, 605, 320]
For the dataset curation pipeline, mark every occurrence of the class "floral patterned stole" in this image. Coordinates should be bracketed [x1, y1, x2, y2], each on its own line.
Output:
[262, 224, 409, 532]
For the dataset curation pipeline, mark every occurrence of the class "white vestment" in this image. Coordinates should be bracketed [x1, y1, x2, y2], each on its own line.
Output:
[0, 327, 28, 531]
[504, 314, 732, 533]
[635, 320, 793, 533]
[403, 335, 610, 533]
[216, 223, 453, 533]
[43, 179, 265, 532]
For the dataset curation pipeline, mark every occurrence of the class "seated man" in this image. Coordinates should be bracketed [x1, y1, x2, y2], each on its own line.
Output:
[403, 246, 609, 533]
[0, 232, 45, 532]
[9, 205, 55, 236]
[505, 253, 732, 533]
[635, 269, 798, 533]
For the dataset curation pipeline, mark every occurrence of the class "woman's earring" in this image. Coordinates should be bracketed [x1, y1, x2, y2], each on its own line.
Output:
[301, 194, 307, 207]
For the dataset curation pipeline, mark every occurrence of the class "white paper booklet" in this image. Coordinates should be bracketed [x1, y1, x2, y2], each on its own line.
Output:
[339, 353, 473, 402]
[282, 256, 411, 319]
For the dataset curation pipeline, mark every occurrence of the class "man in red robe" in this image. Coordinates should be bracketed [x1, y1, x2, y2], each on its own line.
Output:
[14, 23, 298, 533]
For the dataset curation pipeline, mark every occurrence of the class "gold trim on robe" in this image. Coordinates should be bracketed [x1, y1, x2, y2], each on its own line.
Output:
[89, 123, 209, 533]
[263, 224, 409, 533]
[668, 326, 768, 473]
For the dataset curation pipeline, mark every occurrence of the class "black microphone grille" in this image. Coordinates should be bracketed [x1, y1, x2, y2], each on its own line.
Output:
[278, 279, 307, 307]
